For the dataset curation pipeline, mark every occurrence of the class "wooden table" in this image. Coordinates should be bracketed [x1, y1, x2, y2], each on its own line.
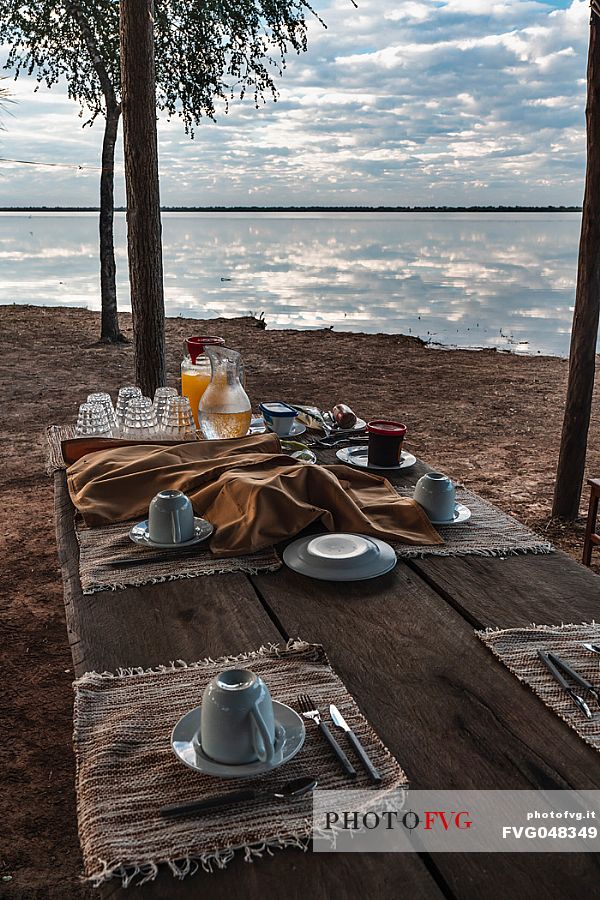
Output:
[54, 458, 600, 900]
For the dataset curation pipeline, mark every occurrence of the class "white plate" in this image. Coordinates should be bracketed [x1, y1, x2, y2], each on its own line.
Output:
[283, 533, 397, 581]
[171, 701, 306, 778]
[129, 517, 213, 549]
[428, 503, 472, 526]
[327, 416, 367, 434]
[335, 445, 417, 472]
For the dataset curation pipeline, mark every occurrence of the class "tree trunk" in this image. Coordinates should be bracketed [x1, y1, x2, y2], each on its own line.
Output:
[553, 11, 600, 520]
[99, 101, 125, 343]
[119, 0, 165, 396]
[67, 2, 126, 345]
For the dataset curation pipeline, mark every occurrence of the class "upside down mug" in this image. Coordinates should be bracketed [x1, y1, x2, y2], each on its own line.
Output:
[413, 472, 456, 523]
[198, 669, 284, 765]
[148, 490, 195, 544]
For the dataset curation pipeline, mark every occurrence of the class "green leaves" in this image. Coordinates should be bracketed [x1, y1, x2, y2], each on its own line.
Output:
[0, 0, 321, 129]
[0, 1, 120, 118]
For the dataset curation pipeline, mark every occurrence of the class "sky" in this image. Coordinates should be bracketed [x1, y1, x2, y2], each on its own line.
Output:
[0, 0, 590, 207]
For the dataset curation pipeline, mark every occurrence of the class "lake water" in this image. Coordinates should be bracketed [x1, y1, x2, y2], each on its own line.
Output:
[0, 211, 583, 356]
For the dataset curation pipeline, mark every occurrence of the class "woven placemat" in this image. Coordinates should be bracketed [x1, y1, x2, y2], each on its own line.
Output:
[478, 623, 600, 751]
[45, 425, 200, 474]
[46, 424, 75, 473]
[74, 640, 407, 886]
[76, 518, 281, 594]
[392, 485, 553, 558]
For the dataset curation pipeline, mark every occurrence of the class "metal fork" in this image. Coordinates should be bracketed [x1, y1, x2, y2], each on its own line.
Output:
[547, 652, 600, 709]
[538, 651, 593, 719]
[298, 694, 356, 778]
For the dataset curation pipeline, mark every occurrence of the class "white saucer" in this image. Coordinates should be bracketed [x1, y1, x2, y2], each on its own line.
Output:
[428, 503, 472, 526]
[129, 517, 214, 549]
[283, 533, 397, 581]
[335, 445, 417, 472]
[171, 701, 306, 778]
[267, 421, 306, 438]
[248, 417, 307, 438]
[328, 416, 367, 434]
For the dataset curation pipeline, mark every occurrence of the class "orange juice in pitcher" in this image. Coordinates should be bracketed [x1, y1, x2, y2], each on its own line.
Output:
[180, 336, 225, 427]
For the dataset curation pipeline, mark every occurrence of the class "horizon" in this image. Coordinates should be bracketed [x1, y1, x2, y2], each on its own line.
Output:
[0, 204, 584, 212]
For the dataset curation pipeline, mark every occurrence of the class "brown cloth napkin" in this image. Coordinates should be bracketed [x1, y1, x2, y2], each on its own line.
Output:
[67, 433, 442, 556]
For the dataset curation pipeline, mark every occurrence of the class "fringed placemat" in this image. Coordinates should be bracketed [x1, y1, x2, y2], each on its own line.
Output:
[45, 425, 200, 475]
[76, 518, 281, 594]
[73, 640, 407, 886]
[392, 485, 553, 558]
[46, 424, 75, 473]
[478, 623, 600, 751]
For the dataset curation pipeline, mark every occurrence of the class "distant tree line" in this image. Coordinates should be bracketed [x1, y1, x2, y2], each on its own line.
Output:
[0, 205, 583, 212]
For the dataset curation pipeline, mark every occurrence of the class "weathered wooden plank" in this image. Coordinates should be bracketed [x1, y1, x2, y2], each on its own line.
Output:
[54, 472, 445, 900]
[101, 846, 445, 900]
[324, 443, 600, 627]
[409, 550, 600, 630]
[251, 564, 600, 899]
[54, 472, 281, 674]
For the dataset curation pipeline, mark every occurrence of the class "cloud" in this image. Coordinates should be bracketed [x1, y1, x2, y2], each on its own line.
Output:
[0, 0, 590, 205]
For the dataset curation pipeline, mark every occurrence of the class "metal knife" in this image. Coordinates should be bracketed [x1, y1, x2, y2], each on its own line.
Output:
[329, 704, 382, 784]
[537, 651, 593, 719]
[582, 642, 600, 656]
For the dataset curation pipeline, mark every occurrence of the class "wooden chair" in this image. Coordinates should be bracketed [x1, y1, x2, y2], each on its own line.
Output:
[583, 478, 600, 566]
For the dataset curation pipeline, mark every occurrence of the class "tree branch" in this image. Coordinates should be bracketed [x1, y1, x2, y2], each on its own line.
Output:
[66, 1, 119, 110]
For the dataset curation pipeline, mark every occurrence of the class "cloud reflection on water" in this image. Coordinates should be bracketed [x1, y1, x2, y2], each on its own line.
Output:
[0, 211, 582, 356]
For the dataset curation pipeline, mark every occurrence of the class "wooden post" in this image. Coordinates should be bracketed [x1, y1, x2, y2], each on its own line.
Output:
[119, 0, 165, 395]
[553, 5, 600, 520]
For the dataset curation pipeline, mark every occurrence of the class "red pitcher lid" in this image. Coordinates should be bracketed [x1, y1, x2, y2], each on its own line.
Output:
[186, 335, 225, 364]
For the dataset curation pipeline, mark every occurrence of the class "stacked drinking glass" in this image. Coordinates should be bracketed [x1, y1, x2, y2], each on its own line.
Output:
[122, 396, 159, 438]
[161, 395, 196, 440]
[75, 402, 113, 436]
[153, 386, 178, 428]
[87, 392, 118, 430]
[115, 386, 142, 427]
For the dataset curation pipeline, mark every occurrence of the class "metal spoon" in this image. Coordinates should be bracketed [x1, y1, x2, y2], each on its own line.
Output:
[160, 775, 318, 818]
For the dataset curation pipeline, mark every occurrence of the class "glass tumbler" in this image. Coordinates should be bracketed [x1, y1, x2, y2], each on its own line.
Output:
[162, 395, 197, 440]
[153, 386, 178, 426]
[87, 392, 117, 429]
[115, 385, 142, 425]
[122, 396, 159, 438]
[75, 402, 112, 436]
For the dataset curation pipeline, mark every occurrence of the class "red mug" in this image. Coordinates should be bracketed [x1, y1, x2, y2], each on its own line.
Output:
[367, 420, 407, 467]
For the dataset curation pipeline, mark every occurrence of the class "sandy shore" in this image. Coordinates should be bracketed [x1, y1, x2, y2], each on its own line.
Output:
[2, 304, 599, 897]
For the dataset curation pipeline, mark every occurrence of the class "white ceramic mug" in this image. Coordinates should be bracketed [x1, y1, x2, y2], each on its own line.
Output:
[259, 402, 297, 437]
[269, 415, 296, 437]
[413, 473, 456, 523]
[148, 490, 195, 544]
[199, 669, 284, 765]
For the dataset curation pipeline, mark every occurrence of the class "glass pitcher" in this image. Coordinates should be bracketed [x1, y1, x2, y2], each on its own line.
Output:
[181, 336, 225, 428]
[198, 346, 252, 440]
